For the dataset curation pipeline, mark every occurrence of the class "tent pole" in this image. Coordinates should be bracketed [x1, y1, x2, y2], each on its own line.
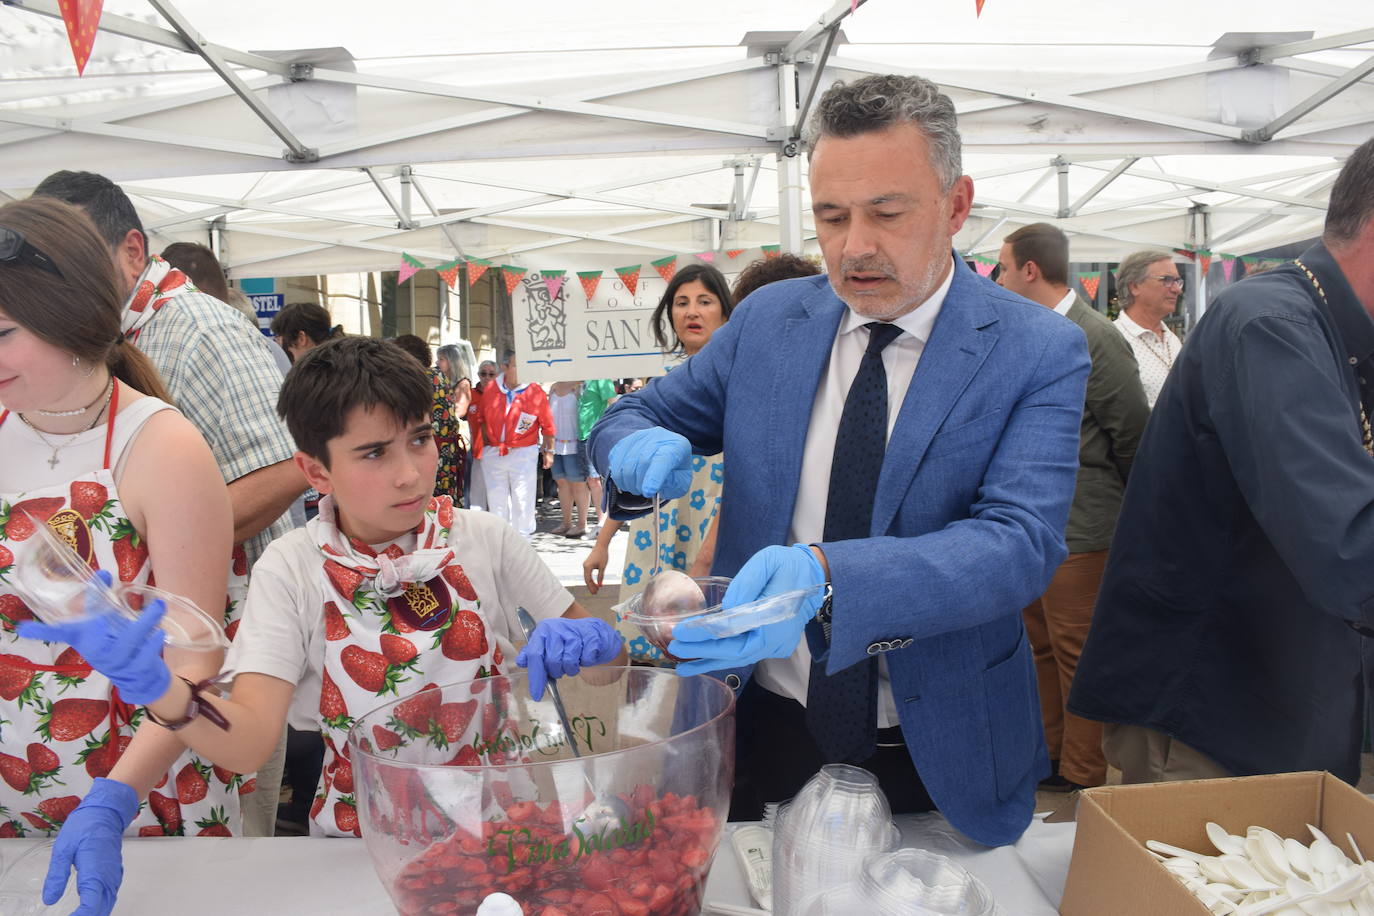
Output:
[776, 58, 805, 255]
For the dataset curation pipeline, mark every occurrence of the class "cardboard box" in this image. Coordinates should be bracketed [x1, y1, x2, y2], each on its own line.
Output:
[1059, 771, 1374, 916]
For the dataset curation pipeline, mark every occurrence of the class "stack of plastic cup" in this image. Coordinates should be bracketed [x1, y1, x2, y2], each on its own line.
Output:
[771, 764, 902, 914]
[797, 848, 997, 915]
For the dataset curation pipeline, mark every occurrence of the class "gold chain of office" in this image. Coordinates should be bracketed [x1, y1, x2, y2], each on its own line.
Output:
[1294, 258, 1373, 457]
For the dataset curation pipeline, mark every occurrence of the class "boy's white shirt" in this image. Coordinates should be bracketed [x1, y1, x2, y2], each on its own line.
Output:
[224, 509, 572, 731]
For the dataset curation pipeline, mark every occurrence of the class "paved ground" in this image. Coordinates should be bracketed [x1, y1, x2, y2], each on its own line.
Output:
[527, 494, 627, 619]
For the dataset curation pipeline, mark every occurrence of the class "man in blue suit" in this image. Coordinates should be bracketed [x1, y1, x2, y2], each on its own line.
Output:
[590, 74, 1089, 847]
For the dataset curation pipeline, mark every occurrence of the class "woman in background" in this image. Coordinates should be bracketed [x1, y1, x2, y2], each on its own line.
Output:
[465, 359, 498, 511]
[583, 264, 732, 663]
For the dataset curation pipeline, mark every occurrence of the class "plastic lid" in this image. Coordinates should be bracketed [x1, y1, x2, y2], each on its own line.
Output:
[620, 578, 826, 636]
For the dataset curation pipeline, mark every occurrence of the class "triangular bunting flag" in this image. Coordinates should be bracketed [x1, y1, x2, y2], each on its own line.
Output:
[615, 264, 641, 297]
[435, 259, 461, 290]
[697, 251, 715, 263]
[1198, 252, 1212, 273]
[541, 269, 567, 300]
[577, 270, 603, 301]
[466, 257, 491, 287]
[58, 0, 103, 75]
[1080, 274, 1101, 300]
[1174, 248, 1197, 261]
[650, 255, 678, 283]
[501, 265, 527, 296]
[398, 253, 425, 285]
[726, 249, 746, 259]
[974, 261, 995, 278]
[975, 0, 987, 15]
[1222, 258, 1235, 281]
[761, 244, 781, 260]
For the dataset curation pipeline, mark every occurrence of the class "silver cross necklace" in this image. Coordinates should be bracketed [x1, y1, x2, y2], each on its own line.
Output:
[17, 377, 115, 469]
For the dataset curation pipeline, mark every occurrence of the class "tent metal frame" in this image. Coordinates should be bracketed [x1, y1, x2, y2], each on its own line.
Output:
[1, 0, 1372, 274]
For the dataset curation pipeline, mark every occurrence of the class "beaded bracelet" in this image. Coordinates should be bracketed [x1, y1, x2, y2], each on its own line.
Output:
[145, 675, 231, 732]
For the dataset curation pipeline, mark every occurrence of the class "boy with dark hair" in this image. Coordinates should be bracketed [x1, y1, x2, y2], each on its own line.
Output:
[25, 337, 624, 850]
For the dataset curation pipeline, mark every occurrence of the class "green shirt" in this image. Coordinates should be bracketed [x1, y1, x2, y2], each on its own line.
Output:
[577, 379, 617, 440]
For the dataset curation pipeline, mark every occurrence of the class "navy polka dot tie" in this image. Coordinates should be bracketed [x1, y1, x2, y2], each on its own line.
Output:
[805, 321, 904, 764]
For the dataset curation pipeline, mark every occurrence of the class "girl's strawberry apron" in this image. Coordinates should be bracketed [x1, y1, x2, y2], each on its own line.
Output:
[309, 494, 501, 837]
[0, 389, 244, 837]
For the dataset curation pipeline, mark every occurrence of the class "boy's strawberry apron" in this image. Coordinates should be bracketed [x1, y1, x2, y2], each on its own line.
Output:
[0, 387, 245, 837]
[309, 494, 500, 837]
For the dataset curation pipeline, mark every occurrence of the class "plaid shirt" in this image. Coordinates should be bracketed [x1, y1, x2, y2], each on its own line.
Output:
[125, 263, 296, 572]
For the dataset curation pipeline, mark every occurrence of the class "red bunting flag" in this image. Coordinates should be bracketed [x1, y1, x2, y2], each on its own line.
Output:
[1198, 252, 1212, 274]
[1080, 274, 1101, 300]
[398, 253, 425, 285]
[726, 249, 746, 259]
[577, 270, 603, 301]
[975, 0, 987, 16]
[1174, 248, 1197, 261]
[650, 255, 678, 283]
[466, 258, 491, 287]
[541, 270, 566, 300]
[761, 244, 781, 260]
[58, 0, 103, 75]
[501, 265, 527, 296]
[615, 264, 641, 297]
[435, 259, 461, 290]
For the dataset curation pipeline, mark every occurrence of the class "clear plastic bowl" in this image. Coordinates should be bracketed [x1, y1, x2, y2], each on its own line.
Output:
[773, 765, 902, 915]
[348, 667, 736, 916]
[13, 514, 227, 652]
[797, 848, 997, 915]
[617, 577, 827, 661]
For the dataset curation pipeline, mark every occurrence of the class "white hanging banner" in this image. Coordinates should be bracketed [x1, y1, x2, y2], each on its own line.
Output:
[511, 269, 738, 386]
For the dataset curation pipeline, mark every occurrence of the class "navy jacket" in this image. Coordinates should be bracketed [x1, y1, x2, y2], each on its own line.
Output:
[591, 258, 1089, 845]
[1070, 243, 1374, 782]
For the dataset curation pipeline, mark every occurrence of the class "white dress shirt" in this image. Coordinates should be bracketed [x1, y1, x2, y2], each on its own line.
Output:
[1113, 310, 1182, 408]
[754, 264, 955, 729]
[1052, 289, 1075, 317]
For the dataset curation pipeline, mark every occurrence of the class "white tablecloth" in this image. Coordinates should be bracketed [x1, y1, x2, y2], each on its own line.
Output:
[5, 813, 1076, 914]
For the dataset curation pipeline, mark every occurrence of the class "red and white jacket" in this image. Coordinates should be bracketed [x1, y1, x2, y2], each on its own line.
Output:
[478, 379, 554, 456]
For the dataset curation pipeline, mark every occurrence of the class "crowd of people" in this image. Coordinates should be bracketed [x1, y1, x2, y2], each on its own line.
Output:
[0, 69, 1372, 916]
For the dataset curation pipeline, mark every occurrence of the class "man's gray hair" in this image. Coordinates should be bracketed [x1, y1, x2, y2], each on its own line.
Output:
[1325, 136, 1374, 246]
[1117, 249, 1176, 308]
[802, 74, 962, 192]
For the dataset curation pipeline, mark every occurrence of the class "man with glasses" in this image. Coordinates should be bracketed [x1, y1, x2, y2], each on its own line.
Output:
[1113, 250, 1184, 407]
[1070, 137, 1374, 786]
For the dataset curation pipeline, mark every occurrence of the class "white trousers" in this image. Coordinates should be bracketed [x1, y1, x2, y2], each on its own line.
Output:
[468, 454, 488, 511]
[481, 444, 538, 537]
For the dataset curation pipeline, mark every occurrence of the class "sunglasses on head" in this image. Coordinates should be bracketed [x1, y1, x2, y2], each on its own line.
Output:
[0, 226, 64, 281]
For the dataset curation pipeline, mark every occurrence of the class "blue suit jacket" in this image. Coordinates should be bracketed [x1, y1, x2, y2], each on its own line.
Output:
[590, 258, 1089, 846]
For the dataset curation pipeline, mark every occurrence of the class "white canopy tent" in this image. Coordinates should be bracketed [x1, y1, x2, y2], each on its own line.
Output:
[1, 0, 1372, 278]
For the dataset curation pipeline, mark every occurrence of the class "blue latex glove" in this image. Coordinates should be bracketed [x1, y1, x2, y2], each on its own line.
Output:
[607, 426, 694, 501]
[17, 571, 171, 705]
[516, 616, 624, 701]
[42, 777, 139, 916]
[669, 544, 828, 677]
